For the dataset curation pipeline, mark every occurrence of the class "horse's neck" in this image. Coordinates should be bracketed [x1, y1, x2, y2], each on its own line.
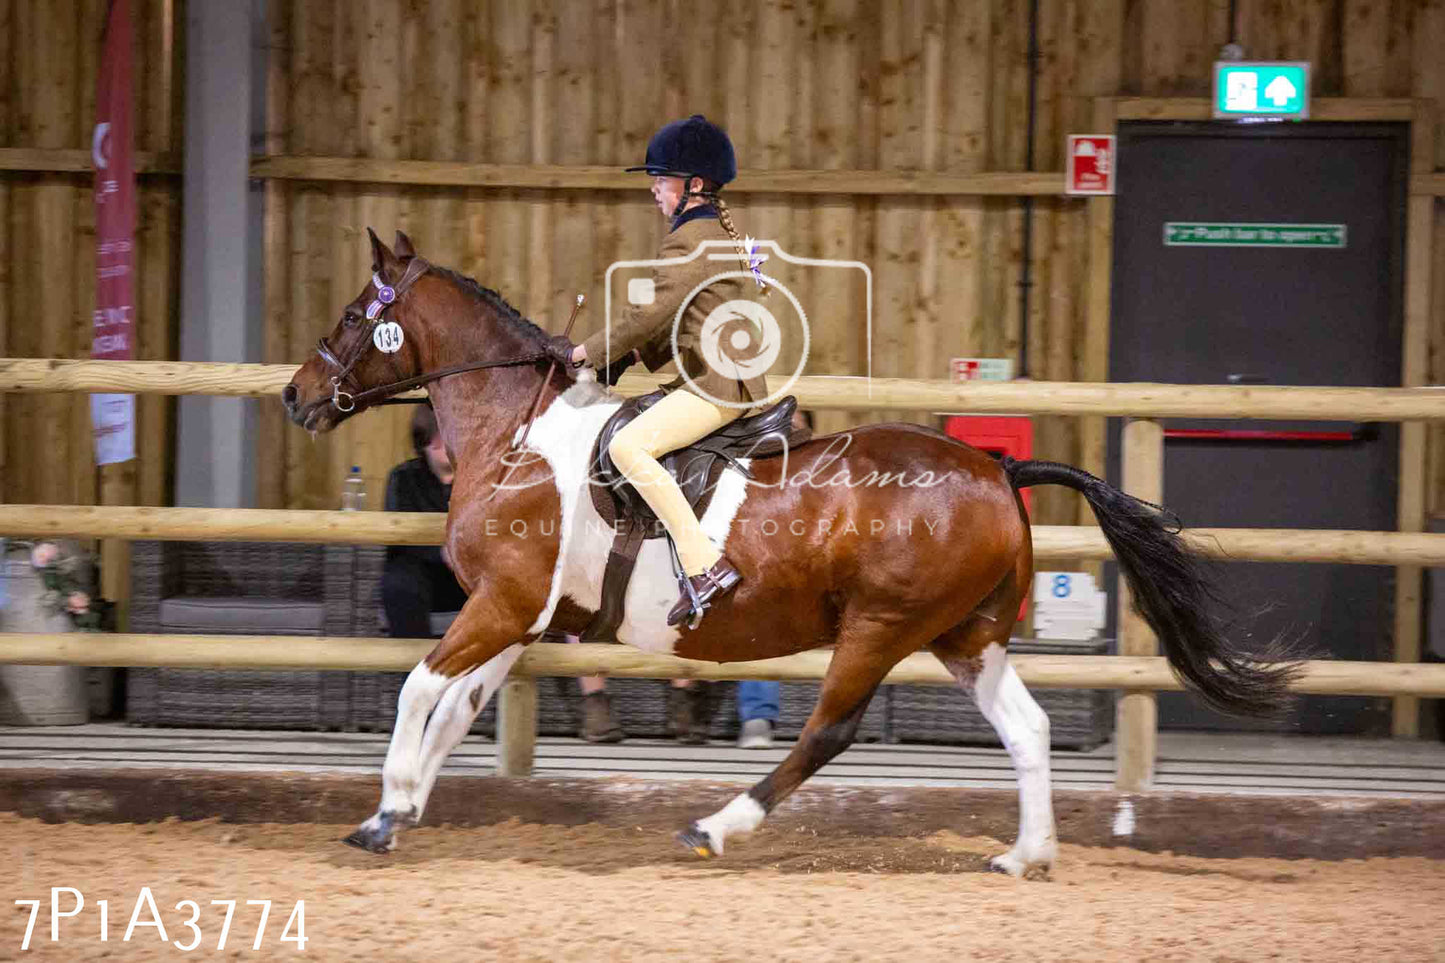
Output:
[427, 365, 543, 465]
[442, 375, 620, 499]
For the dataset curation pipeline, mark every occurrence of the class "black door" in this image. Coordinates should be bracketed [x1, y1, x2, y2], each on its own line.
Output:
[1108, 121, 1408, 734]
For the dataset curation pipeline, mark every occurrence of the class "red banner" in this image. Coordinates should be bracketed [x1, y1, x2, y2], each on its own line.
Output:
[91, 0, 135, 464]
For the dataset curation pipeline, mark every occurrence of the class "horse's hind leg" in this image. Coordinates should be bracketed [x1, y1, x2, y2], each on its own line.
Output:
[679, 615, 911, 857]
[930, 572, 1057, 879]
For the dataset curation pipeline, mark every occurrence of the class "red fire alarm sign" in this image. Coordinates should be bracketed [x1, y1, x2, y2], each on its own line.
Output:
[1066, 134, 1115, 195]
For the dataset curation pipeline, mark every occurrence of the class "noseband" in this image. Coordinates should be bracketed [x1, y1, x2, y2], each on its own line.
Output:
[315, 258, 550, 411]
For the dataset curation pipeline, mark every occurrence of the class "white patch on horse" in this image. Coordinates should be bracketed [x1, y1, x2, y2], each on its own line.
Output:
[518, 379, 753, 653]
[613, 462, 749, 653]
[515, 377, 620, 637]
[965, 641, 1058, 877]
[412, 644, 525, 813]
[377, 661, 455, 822]
[694, 793, 766, 855]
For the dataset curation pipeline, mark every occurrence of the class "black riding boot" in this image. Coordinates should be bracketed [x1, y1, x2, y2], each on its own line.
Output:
[666, 555, 743, 628]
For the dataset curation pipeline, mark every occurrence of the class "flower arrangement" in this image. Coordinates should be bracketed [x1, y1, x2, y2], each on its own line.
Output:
[21, 540, 115, 632]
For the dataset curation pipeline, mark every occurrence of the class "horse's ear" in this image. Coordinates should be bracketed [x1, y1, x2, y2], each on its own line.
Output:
[367, 226, 398, 276]
[393, 230, 417, 259]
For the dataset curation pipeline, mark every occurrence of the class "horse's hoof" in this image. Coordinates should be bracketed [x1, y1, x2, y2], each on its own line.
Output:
[343, 813, 397, 854]
[341, 829, 392, 854]
[989, 851, 1052, 880]
[676, 822, 717, 859]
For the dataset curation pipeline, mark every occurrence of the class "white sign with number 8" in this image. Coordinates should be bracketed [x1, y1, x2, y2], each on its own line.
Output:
[373, 321, 404, 353]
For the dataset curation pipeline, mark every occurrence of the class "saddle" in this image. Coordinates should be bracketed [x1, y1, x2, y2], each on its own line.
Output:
[578, 390, 811, 643]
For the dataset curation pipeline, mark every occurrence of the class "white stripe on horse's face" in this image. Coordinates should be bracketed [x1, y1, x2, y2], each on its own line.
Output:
[519, 382, 752, 652]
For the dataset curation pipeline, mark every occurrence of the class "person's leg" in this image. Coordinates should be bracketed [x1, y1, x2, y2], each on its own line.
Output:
[567, 634, 623, 743]
[738, 681, 780, 722]
[382, 556, 435, 639]
[426, 560, 470, 616]
[737, 681, 780, 748]
[607, 390, 741, 577]
[666, 678, 708, 745]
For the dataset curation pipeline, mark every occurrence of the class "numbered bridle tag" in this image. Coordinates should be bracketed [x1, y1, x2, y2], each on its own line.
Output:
[373, 321, 404, 353]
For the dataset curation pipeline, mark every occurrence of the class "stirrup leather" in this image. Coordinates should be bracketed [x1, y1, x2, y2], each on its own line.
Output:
[668, 536, 708, 631]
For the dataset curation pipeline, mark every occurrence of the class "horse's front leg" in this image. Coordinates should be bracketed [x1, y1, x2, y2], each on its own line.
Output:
[410, 643, 525, 812]
[345, 594, 533, 854]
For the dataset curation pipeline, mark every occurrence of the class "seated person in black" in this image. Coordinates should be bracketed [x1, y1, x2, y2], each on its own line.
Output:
[382, 405, 468, 638]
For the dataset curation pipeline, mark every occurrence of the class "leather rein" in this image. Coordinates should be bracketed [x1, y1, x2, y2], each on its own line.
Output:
[315, 257, 549, 412]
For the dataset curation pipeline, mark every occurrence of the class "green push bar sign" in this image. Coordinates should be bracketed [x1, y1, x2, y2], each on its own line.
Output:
[1213, 62, 1309, 119]
[1164, 222, 1346, 248]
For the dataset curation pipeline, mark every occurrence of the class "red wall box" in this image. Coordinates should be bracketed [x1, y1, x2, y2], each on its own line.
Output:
[944, 415, 1034, 517]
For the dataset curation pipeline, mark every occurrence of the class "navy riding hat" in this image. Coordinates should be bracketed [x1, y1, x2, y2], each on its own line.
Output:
[626, 114, 737, 187]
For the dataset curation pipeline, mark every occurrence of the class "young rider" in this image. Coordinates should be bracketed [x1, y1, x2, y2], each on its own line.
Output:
[544, 115, 766, 628]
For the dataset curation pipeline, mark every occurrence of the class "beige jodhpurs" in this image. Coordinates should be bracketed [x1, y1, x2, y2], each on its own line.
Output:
[606, 389, 744, 576]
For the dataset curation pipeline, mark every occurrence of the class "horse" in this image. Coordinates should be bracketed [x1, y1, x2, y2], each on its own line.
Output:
[282, 229, 1299, 879]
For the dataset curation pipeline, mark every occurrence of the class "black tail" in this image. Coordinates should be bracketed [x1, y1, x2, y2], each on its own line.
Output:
[1003, 457, 1301, 718]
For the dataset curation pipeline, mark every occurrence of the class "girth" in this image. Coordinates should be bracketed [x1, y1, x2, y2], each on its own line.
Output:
[577, 390, 811, 644]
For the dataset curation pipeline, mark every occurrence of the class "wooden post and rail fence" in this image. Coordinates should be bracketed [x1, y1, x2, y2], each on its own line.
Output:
[3, 358, 1444, 786]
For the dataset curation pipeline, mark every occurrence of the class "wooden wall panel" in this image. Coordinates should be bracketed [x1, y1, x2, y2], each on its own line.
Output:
[0, 0, 182, 510]
[4, 0, 1440, 537]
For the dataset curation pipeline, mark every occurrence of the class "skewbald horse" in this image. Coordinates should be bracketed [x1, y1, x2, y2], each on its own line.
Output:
[283, 230, 1299, 878]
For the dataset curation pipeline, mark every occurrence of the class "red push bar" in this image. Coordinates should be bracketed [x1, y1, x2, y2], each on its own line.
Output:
[1163, 429, 1358, 442]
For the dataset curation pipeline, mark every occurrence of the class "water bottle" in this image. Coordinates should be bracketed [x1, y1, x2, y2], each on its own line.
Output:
[342, 466, 367, 511]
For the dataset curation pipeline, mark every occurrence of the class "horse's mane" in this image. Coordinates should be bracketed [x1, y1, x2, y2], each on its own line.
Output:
[428, 264, 551, 346]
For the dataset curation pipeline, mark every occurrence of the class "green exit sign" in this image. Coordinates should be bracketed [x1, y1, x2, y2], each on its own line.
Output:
[1164, 222, 1346, 248]
[1213, 62, 1310, 119]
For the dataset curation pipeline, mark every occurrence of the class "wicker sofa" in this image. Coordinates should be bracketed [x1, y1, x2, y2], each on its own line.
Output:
[126, 541, 367, 729]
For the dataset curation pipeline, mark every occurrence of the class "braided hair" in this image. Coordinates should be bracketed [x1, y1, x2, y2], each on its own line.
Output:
[672, 178, 759, 291]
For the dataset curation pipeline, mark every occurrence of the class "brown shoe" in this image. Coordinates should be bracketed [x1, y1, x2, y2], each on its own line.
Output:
[666, 556, 743, 628]
[666, 685, 707, 745]
[579, 691, 625, 744]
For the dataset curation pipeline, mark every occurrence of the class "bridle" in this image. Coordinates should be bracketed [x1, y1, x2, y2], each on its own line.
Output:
[315, 257, 550, 412]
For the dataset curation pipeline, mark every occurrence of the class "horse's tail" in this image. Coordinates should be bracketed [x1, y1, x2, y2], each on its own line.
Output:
[1001, 457, 1302, 718]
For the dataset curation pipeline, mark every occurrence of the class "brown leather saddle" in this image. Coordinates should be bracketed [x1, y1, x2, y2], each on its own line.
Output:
[578, 389, 811, 643]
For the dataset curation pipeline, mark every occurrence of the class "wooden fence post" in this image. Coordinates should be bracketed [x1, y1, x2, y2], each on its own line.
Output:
[1116, 418, 1164, 791]
[496, 675, 538, 777]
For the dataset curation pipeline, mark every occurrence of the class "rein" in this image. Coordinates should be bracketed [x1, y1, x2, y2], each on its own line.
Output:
[315, 256, 549, 411]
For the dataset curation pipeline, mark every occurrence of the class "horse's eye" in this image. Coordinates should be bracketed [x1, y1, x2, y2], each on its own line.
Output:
[342, 310, 361, 328]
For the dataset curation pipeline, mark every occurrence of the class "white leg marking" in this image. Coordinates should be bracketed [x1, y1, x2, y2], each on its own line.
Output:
[411, 644, 525, 815]
[694, 793, 766, 855]
[962, 642, 1058, 878]
[377, 661, 455, 820]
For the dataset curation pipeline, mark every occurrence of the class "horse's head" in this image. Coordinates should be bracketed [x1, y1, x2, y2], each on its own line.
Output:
[282, 228, 433, 432]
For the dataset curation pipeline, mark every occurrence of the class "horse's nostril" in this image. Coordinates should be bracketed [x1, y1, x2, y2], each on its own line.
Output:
[282, 384, 298, 407]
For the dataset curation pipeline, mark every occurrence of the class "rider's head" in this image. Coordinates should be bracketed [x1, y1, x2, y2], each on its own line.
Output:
[627, 115, 736, 223]
[627, 114, 759, 285]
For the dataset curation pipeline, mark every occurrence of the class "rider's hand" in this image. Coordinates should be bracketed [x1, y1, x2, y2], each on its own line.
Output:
[543, 335, 583, 370]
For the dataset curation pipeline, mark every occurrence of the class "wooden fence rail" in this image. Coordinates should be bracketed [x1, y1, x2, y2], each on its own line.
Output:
[4, 504, 1445, 566]
[4, 358, 1444, 419]
[5, 636, 1444, 697]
